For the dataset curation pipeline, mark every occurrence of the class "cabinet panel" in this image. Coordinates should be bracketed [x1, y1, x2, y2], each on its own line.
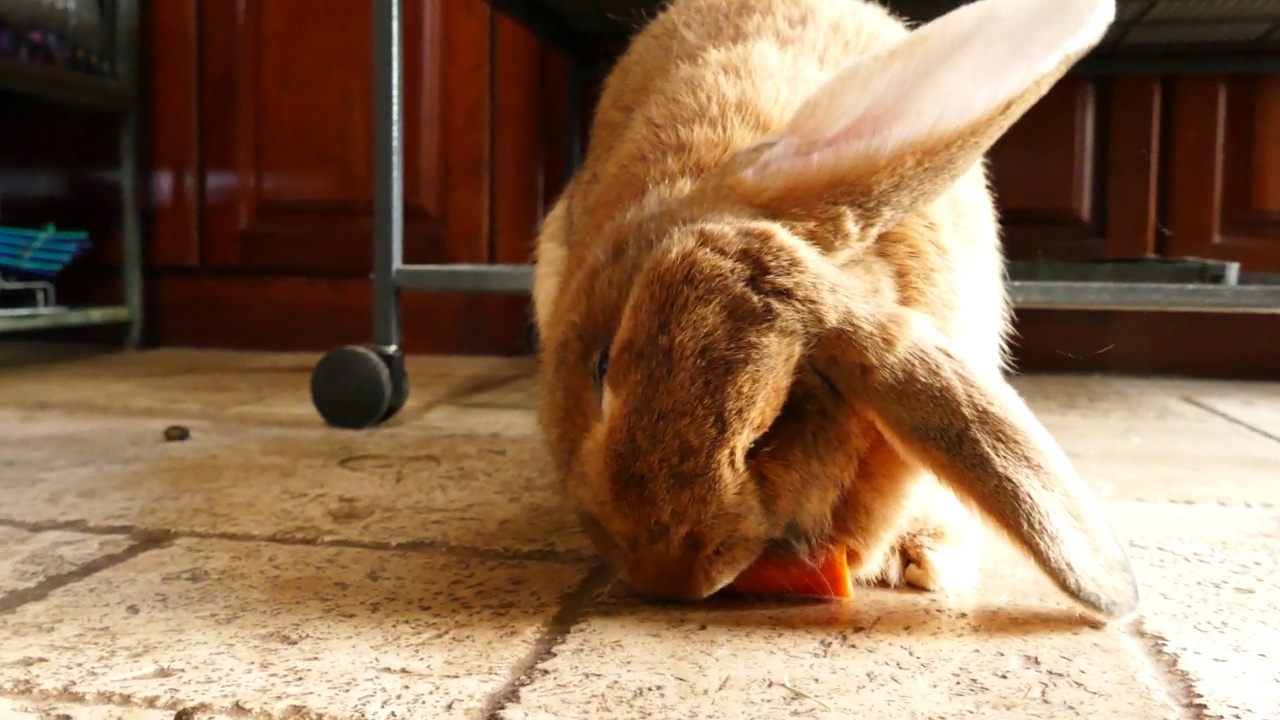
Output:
[136, 0, 551, 354]
[1249, 80, 1280, 213]
[1166, 76, 1280, 271]
[987, 77, 1162, 261]
[990, 81, 1098, 238]
[989, 79, 1104, 259]
[493, 14, 545, 265]
[1223, 76, 1280, 245]
[198, 0, 465, 275]
[253, 2, 397, 208]
[145, 0, 202, 268]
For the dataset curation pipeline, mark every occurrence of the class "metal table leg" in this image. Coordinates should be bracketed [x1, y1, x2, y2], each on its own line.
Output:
[372, 0, 403, 354]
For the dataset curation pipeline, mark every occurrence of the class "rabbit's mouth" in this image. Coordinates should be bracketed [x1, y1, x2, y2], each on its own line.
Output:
[740, 348, 886, 578]
[764, 520, 827, 560]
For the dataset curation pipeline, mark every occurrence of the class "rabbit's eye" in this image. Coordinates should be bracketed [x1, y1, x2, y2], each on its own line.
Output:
[593, 346, 611, 387]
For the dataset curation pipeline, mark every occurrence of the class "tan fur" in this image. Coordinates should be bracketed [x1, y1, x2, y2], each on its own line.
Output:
[531, 0, 1139, 620]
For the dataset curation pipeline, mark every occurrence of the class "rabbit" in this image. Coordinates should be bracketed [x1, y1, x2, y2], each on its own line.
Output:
[530, 0, 1140, 622]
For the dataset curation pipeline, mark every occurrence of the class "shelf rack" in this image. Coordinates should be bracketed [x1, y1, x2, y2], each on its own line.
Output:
[307, 0, 1280, 430]
[0, 0, 143, 347]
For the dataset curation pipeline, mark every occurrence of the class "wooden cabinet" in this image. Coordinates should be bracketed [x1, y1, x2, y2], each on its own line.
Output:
[140, 0, 560, 354]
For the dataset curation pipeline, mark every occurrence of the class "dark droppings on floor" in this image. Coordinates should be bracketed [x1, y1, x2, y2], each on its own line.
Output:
[163, 425, 191, 442]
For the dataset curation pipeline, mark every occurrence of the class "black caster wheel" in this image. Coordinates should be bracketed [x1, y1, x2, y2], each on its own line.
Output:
[310, 345, 410, 429]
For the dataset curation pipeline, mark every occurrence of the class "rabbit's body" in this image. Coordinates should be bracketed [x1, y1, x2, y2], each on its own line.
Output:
[533, 0, 1141, 619]
[536, 0, 1000, 591]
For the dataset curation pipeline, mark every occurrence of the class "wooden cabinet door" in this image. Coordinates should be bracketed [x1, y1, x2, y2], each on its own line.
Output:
[1165, 76, 1280, 272]
[988, 77, 1162, 262]
[196, 0, 477, 275]
[144, 0, 554, 354]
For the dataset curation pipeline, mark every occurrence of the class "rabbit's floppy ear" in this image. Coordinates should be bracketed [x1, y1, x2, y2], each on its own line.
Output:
[731, 0, 1114, 233]
[818, 311, 1139, 621]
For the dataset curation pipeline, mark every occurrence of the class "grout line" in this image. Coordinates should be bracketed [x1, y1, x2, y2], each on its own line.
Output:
[478, 563, 615, 720]
[1123, 620, 1209, 720]
[433, 371, 536, 406]
[448, 401, 536, 411]
[0, 539, 170, 616]
[1181, 397, 1280, 445]
[0, 517, 593, 566]
[364, 370, 534, 427]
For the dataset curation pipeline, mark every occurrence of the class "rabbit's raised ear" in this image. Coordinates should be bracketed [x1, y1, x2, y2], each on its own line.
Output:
[732, 0, 1115, 233]
[818, 311, 1139, 621]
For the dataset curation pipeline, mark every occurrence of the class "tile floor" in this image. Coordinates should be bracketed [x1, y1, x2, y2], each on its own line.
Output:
[0, 344, 1276, 720]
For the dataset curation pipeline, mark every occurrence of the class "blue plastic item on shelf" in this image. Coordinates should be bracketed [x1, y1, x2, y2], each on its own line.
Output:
[0, 223, 91, 278]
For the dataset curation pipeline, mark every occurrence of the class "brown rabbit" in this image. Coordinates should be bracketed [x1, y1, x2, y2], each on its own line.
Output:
[531, 0, 1140, 621]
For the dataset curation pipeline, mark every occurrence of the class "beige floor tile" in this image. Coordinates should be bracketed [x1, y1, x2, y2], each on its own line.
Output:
[1012, 374, 1280, 410]
[0, 406, 588, 556]
[0, 697, 213, 719]
[454, 376, 538, 410]
[423, 404, 542, 436]
[0, 529, 135, 596]
[2, 350, 1276, 719]
[1119, 502, 1280, 720]
[497, 499, 1276, 720]
[1188, 394, 1280, 439]
[0, 347, 534, 427]
[0, 538, 587, 720]
[1012, 374, 1193, 420]
[1050, 419, 1280, 507]
[502, 528, 1177, 720]
[1012, 376, 1280, 507]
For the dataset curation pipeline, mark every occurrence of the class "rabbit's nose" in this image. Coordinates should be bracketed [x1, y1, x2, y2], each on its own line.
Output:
[623, 547, 715, 602]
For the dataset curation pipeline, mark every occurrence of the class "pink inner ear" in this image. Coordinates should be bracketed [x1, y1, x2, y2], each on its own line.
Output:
[818, 109, 887, 159]
[750, 108, 884, 184]
[743, 0, 1115, 188]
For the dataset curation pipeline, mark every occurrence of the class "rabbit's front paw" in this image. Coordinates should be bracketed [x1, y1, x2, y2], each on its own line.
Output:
[899, 530, 981, 593]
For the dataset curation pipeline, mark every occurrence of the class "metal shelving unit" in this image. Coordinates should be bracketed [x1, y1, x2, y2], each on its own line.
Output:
[307, 0, 1280, 430]
[0, 0, 143, 348]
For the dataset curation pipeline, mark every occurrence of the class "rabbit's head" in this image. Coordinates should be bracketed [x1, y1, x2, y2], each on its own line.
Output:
[544, 214, 867, 600]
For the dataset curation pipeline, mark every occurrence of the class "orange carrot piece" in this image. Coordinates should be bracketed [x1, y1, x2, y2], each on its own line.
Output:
[728, 546, 854, 599]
